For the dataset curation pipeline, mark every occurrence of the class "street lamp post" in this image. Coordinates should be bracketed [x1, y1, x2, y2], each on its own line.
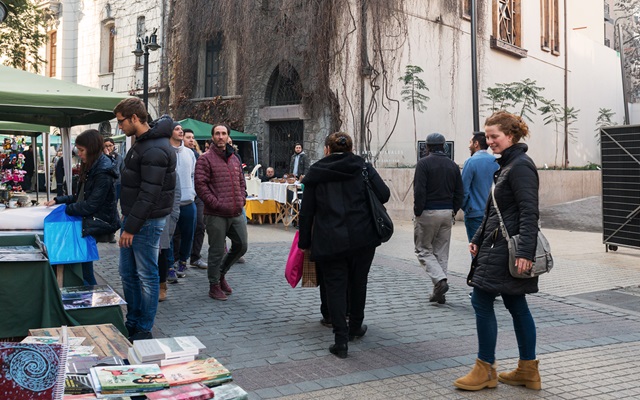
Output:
[132, 28, 161, 110]
[0, 1, 9, 24]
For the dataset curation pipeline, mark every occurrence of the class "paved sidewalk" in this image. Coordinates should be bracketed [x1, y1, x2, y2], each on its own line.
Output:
[95, 217, 640, 399]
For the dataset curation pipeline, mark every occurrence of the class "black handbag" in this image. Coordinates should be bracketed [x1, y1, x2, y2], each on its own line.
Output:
[491, 184, 553, 278]
[362, 166, 393, 243]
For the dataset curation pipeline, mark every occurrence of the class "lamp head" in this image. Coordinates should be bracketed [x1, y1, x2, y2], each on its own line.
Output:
[147, 31, 161, 51]
[132, 38, 144, 57]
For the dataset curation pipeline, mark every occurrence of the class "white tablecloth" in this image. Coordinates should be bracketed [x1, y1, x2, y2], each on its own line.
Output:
[0, 205, 57, 230]
[260, 182, 299, 203]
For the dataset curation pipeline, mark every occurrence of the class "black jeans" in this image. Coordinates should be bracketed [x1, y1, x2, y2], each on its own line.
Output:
[318, 246, 375, 345]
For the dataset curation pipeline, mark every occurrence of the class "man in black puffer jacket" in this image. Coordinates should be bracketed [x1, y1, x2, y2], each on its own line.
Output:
[113, 98, 176, 342]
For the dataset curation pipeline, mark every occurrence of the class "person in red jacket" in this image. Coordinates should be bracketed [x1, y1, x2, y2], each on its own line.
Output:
[194, 123, 248, 301]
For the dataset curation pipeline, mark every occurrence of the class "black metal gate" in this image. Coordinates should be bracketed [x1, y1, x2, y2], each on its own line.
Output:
[269, 120, 303, 177]
[600, 125, 640, 251]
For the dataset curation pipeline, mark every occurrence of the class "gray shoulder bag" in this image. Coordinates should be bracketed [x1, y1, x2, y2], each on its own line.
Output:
[491, 184, 553, 279]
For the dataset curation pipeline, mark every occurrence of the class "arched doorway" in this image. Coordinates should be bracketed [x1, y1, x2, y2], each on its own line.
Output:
[265, 62, 304, 177]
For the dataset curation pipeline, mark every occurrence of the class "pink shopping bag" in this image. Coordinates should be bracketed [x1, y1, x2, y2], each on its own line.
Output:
[285, 231, 305, 288]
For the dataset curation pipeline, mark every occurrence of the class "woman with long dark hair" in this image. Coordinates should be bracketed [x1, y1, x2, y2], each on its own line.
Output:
[298, 132, 390, 358]
[454, 111, 541, 391]
[45, 129, 120, 285]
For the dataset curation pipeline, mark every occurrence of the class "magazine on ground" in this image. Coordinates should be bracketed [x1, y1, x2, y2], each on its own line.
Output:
[0, 342, 68, 400]
[89, 364, 169, 394]
[160, 357, 231, 387]
[145, 382, 214, 400]
[133, 336, 205, 362]
[60, 285, 126, 310]
[213, 383, 249, 400]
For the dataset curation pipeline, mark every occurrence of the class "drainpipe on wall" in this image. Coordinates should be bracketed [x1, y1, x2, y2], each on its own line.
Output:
[359, 0, 371, 160]
[470, 0, 480, 132]
[563, 0, 569, 168]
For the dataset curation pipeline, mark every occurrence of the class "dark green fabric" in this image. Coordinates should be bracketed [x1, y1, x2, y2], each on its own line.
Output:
[0, 260, 78, 338]
[178, 118, 257, 141]
[0, 235, 126, 338]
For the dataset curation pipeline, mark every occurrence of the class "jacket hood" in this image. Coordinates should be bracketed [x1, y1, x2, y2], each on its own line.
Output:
[302, 152, 365, 185]
[89, 153, 118, 179]
[138, 114, 173, 142]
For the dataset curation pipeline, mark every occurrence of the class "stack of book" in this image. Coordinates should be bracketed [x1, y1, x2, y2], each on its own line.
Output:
[128, 336, 206, 366]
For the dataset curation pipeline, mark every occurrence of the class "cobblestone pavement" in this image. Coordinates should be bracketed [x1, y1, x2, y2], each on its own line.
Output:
[94, 212, 640, 399]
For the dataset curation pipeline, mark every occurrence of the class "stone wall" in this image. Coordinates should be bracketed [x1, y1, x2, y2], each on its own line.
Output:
[379, 168, 602, 221]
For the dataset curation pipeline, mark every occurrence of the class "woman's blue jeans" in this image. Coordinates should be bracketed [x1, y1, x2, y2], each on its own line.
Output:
[472, 287, 536, 364]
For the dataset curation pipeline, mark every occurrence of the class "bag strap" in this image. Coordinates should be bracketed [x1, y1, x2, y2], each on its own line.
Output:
[490, 183, 511, 241]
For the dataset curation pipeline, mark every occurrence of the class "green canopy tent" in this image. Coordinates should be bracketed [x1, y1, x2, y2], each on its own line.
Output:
[178, 118, 259, 166]
[0, 65, 131, 197]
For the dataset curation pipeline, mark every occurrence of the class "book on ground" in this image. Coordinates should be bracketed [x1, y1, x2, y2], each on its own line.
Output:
[64, 374, 94, 395]
[145, 382, 214, 400]
[133, 336, 205, 362]
[160, 357, 231, 386]
[0, 342, 68, 400]
[90, 364, 169, 394]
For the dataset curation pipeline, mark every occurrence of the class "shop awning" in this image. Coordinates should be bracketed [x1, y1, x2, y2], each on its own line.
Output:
[178, 118, 257, 142]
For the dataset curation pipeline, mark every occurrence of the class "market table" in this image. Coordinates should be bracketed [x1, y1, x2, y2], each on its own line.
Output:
[259, 182, 302, 228]
[0, 233, 126, 338]
[245, 198, 278, 224]
[29, 323, 131, 359]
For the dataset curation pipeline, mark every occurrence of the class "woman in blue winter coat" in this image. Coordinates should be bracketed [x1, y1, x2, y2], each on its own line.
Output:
[455, 111, 542, 391]
[45, 129, 120, 285]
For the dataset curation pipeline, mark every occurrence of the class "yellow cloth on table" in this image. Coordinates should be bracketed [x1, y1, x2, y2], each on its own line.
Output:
[245, 199, 278, 220]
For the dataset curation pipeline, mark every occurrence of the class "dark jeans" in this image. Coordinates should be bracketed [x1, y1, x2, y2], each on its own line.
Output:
[82, 261, 97, 286]
[171, 202, 197, 263]
[318, 246, 375, 345]
[158, 248, 170, 283]
[472, 287, 537, 364]
[464, 216, 484, 243]
[190, 197, 206, 263]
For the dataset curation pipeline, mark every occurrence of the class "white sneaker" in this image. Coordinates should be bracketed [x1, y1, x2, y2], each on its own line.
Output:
[190, 259, 208, 269]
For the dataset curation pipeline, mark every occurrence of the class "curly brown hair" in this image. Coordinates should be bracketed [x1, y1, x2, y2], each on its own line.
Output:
[484, 111, 530, 143]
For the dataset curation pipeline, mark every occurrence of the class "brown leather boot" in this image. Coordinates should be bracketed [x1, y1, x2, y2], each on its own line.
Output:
[454, 358, 498, 391]
[498, 359, 541, 390]
[159, 282, 167, 302]
[208, 283, 228, 301]
[220, 275, 233, 295]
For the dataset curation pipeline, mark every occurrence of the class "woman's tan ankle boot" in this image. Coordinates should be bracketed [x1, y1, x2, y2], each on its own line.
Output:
[498, 359, 541, 390]
[454, 358, 498, 391]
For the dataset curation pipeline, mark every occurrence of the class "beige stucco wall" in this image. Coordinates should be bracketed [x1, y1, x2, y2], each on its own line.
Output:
[379, 168, 601, 221]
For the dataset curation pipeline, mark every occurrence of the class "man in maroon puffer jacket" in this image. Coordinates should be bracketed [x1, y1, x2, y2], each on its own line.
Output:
[194, 123, 248, 301]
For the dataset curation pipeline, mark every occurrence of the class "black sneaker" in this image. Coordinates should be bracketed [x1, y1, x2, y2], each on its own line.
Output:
[129, 330, 152, 343]
[429, 279, 449, 303]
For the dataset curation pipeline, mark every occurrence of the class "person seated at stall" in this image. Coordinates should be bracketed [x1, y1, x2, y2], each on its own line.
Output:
[261, 166, 277, 182]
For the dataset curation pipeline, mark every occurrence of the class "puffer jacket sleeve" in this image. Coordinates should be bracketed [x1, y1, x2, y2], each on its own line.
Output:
[123, 147, 172, 234]
[509, 161, 539, 260]
[194, 154, 219, 211]
[65, 172, 114, 217]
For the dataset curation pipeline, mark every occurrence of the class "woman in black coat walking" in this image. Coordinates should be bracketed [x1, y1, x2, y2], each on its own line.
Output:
[455, 111, 542, 391]
[45, 129, 120, 285]
[298, 132, 390, 359]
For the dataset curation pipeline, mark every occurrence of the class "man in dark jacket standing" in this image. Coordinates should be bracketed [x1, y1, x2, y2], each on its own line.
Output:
[289, 142, 309, 177]
[413, 133, 463, 304]
[195, 123, 247, 301]
[113, 98, 176, 341]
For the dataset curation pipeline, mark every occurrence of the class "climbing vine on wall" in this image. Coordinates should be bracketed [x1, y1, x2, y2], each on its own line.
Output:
[169, 0, 408, 151]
